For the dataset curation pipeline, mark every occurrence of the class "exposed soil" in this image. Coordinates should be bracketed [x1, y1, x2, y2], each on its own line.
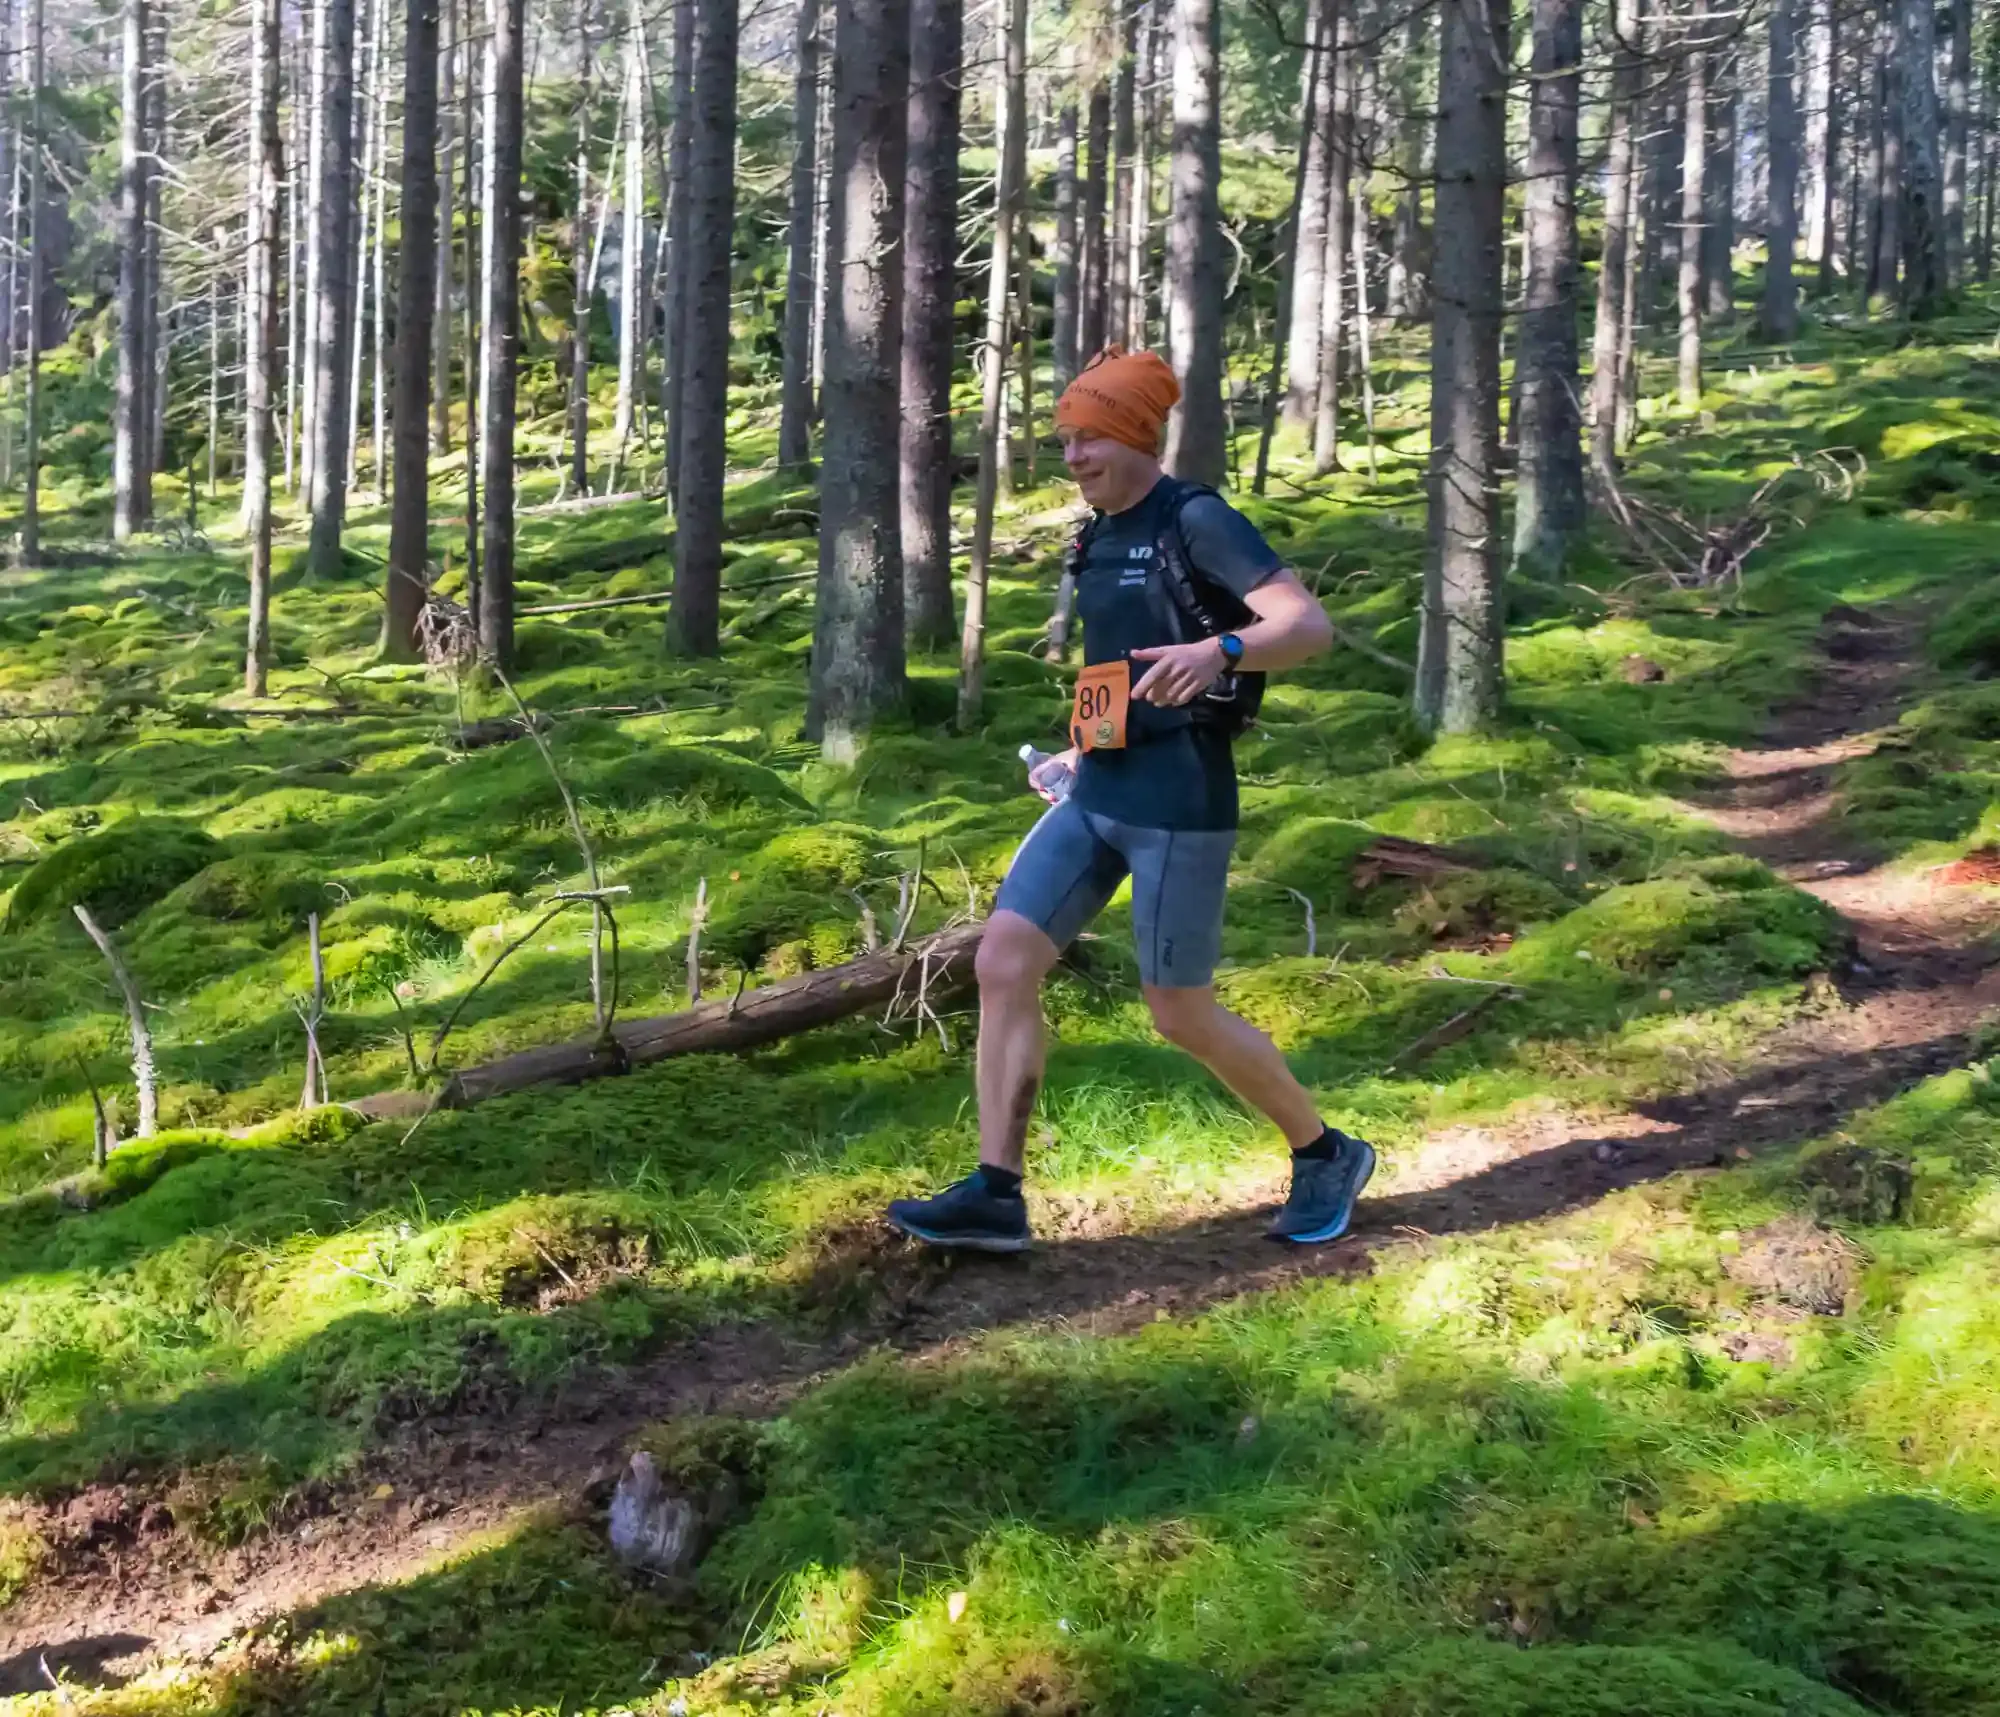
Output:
[7, 600, 2000, 1695]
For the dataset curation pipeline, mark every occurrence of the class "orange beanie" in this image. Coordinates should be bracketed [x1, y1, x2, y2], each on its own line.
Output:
[1053, 346, 1181, 455]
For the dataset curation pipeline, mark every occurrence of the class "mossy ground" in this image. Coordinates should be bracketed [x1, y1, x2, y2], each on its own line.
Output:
[4, 299, 2000, 1713]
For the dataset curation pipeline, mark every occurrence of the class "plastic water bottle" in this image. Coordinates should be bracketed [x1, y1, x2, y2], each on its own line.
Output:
[1019, 744, 1074, 803]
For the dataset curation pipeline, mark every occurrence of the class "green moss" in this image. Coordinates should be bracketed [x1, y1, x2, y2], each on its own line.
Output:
[3, 817, 220, 931]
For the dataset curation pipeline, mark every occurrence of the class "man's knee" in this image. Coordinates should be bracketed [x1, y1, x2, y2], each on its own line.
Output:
[977, 912, 1057, 999]
[1146, 985, 1220, 1051]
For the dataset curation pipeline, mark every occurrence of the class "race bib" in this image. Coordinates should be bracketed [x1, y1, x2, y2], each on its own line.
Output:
[1070, 660, 1130, 753]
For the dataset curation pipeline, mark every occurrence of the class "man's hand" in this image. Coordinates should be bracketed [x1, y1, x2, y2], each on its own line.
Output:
[1130, 638, 1227, 706]
[1030, 746, 1081, 803]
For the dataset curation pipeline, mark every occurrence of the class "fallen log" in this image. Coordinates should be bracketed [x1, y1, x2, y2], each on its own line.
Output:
[1351, 836, 1487, 888]
[421, 921, 986, 1111]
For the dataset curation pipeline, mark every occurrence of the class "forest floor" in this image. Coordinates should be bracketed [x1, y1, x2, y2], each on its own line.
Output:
[6, 311, 2000, 1714]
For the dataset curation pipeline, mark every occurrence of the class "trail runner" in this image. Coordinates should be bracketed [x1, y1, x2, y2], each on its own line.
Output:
[888, 347, 1377, 1254]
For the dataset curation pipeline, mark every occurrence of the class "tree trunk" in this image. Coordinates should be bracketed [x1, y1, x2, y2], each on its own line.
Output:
[137, 8, 162, 509]
[307, 0, 358, 579]
[113, 0, 147, 544]
[1945, 0, 1971, 281]
[1590, 0, 1640, 479]
[287, 54, 303, 492]
[386, 0, 441, 662]
[1512, 0, 1582, 576]
[1761, 0, 1800, 338]
[479, 0, 525, 667]
[1254, 31, 1324, 494]
[463, 0, 483, 619]
[568, 0, 595, 496]
[667, 0, 738, 656]
[808, 0, 911, 755]
[1282, 0, 1331, 431]
[661, 0, 695, 498]
[1080, 78, 1110, 358]
[245, 0, 282, 696]
[17, 0, 37, 567]
[1872, 4, 1902, 302]
[1161, 0, 1224, 484]
[1902, 0, 1947, 314]
[1703, 67, 1736, 319]
[777, 0, 821, 470]
[1387, 10, 1429, 323]
[1813, 0, 1839, 294]
[955, 0, 1024, 731]
[1313, 6, 1353, 475]
[1416, 0, 1508, 736]
[614, 9, 645, 454]
[348, 0, 385, 496]
[1108, 2, 1136, 344]
[1128, 0, 1157, 345]
[900, 0, 964, 650]
[1053, 86, 1080, 392]
[1678, 36, 1706, 406]
[1639, 78, 1680, 321]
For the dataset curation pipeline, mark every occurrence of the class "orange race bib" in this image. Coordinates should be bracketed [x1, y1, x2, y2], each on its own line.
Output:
[1070, 660, 1131, 753]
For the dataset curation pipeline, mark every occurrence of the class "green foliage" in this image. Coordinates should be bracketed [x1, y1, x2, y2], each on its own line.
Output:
[4, 817, 220, 931]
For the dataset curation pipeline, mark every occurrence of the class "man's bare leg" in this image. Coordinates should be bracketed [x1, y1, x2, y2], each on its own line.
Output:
[975, 910, 1064, 1175]
[1142, 984, 1324, 1148]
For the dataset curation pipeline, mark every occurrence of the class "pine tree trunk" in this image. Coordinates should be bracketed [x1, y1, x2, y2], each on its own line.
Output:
[113, 0, 147, 544]
[1387, 10, 1429, 323]
[307, 0, 358, 579]
[956, 0, 1024, 731]
[1761, 0, 1800, 338]
[370, 38, 388, 505]
[1678, 36, 1706, 406]
[1872, 5, 1902, 302]
[245, 0, 282, 695]
[348, 0, 385, 495]
[1945, 0, 1971, 281]
[1254, 35, 1323, 494]
[1128, 0, 1156, 345]
[478, 0, 524, 666]
[1813, 0, 1839, 294]
[1703, 69, 1736, 319]
[304, 0, 328, 501]
[138, 8, 162, 510]
[1416, 0, 1508, 736]
[1313, 7, 1353, 475]
[1161, 0, 1224, 484]
[287, 55, 303, 492]
[386, 0, 440, 662]
[1080, 78, 1110, 358]
[614, 11, 645, 453]
[1902, 0, 1946, 314]
[433, 0, 455, 455]
[18, 0, 38, 568]
[1108, 2, 1136, 344]
[1282, 0, 1331, 431]
[661, 0, 695, 498]
[1511, 0, 1582, 576]
[777, 0, 821, 470]
[808, 0, 910, 754]
[666, 0, 738, 656]
[464, 0, 483, 618]
[1016, 221, 1035, 483]
[1590, 0, 1640, 479]
[568, 0, 595, 496]
[900, 0, 964, 650]
[1639, 79, 1679, 321]
[1053, 91, 1080, 392]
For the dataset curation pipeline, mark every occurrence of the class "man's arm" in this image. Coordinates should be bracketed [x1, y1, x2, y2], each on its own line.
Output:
[1130, 569, 1332, 706]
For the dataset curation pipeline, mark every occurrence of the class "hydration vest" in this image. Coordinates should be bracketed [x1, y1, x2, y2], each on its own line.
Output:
[1063, 480, 1266, 739]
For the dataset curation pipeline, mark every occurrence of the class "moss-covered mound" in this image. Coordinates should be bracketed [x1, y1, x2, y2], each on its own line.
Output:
[3, 817, 220, 931]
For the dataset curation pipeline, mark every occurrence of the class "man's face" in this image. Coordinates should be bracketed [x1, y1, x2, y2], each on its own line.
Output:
[1060, 429, 1153, 511]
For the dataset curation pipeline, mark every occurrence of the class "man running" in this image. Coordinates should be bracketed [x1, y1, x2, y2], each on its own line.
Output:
[888, 347, 1376, 1254]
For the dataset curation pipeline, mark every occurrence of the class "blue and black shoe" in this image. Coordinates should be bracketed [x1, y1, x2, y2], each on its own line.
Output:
[1267, 1130, 1376, 1245]
[887, 1170, 1032, 1253]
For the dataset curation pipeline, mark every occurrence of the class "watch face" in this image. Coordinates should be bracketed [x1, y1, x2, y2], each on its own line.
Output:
[1221, 634, 1243, 664]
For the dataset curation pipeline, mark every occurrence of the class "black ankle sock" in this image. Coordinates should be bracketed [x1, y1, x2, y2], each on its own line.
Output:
[978, 1164, 1024, 1198]
[1292, 1127, 1342, 1162]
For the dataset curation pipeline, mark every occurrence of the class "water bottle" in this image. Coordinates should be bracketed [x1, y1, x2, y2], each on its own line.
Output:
[1019, 744, 1074, 803]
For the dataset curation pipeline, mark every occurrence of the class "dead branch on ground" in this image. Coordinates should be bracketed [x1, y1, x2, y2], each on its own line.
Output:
[72, 905, 158, 1139]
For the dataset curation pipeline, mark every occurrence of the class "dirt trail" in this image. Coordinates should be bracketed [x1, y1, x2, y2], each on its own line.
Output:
[7, 602, 2000, 1696]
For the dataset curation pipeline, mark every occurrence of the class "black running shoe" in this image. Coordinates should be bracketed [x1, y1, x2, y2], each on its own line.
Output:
[887, 1171, 1031, 1253]
[1267, 1131, 1376, 1245]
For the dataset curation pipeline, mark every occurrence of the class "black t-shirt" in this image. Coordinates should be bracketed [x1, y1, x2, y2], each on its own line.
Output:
[1070, 478, 1284, 832]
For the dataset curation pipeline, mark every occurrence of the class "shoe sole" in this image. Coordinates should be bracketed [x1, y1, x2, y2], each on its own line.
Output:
[886, 1213, 1032, 1253]
[1270, 1141, 1377, 1246]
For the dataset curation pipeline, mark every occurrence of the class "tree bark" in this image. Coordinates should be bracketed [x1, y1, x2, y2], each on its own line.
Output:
[1053, 83, 1080, 392]
[433, 0, 456, 455]
[1387, 10, 1430, 323]
[1870, 3, 1902, 302]
[18, 0, 38, 567]
[1080, 78, 1110, 358]
[661, 0, 695, 498]
[479, 0, 525, 667]
[1161, 0, 1225, 485]
[1283, 0, 1331, 430]
[1812, 0, 1839, 295]
[955, 0, 1025, 731]
[568, 0, 596, 496]
[1254, 29, 1324, 494]
[1678, 34, 1707, 407]
[777, 0, 822, 470]
[72, 906, 156, 1140]
[614, 8, 646, 455]
[665, 0, 738, 656]
[1901, 0, 1947, 314]
[1512, 0, 1583, 576]
[348, 0, 385, 496]
[307, 0, 358, 579]
[1313, 4, 1353, 474]
[1760, 0, 1800, 339]
[137, 8, 162, 507]
[1945, 0, 1971, 281]
[1108, 2, 1136, 344]
[1702, 65, 1736, 319]
[113, 0, 147, 544]
[463, 0, 483, 618]
[1416, 0, 1508, 736]
[808, 0, 911, 754]
[386, 0, 441, 662]
[245, 0, 282, 696]
[1128, 0, 1157, 344]
[899, 0, 964, 650]
[1590, 0, 1640, 479]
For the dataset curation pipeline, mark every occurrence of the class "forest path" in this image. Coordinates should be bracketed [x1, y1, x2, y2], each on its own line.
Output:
[7, 600, 2000, 1698]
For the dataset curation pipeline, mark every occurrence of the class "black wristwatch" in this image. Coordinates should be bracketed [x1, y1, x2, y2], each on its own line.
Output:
[1217, 633, 1245, 668]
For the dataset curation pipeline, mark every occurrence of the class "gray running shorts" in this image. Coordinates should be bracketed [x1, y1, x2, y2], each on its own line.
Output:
[994, 798, 1236, 988]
